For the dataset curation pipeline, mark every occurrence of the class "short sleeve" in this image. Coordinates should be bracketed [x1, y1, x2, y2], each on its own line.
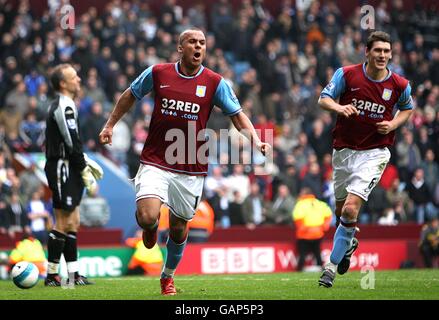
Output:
[397, 82, 414, 110]
[320, 67, 346, 100]
[213, 78, 242, 116]
[130, 65, 154, 100]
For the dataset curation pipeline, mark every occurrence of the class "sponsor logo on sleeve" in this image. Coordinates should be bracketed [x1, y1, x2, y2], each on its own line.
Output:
[326, 82, 335, 92]
[67, 119, 77, 129]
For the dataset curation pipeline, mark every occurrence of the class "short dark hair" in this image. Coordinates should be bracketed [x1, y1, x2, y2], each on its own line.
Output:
[50, 63, 71, 91]
[366, 31, 392, 50]
[178, 28, 204, 45]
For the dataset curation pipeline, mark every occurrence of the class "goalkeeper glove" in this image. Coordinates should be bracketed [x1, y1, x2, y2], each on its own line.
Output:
[83, 153, 104, 180]
[81, 166, 98, 196]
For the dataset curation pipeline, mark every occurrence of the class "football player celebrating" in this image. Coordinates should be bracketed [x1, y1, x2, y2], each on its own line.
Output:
[99, 29, 271, 295]
[318, 31, 414, 287]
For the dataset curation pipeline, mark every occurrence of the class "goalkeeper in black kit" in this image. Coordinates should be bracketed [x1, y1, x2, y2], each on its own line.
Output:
[44, 64, 104, 286]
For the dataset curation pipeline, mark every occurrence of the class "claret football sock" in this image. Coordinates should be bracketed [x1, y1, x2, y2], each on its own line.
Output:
[329, 217, 357, 265]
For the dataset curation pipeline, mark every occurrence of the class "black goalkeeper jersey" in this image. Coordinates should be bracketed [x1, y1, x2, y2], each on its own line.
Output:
[44, 94, 86, 172]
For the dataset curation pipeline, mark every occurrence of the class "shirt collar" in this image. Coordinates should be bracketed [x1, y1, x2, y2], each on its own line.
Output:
[362, 62, 392, 83]
[174, 61, 204, 79]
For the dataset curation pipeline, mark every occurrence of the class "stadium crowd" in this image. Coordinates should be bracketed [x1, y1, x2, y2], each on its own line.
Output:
[1, 0, 439, 238]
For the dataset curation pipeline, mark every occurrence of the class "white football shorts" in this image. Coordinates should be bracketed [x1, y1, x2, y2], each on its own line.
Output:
[134, 164, 205, 221]
[332, 147, 391, 202]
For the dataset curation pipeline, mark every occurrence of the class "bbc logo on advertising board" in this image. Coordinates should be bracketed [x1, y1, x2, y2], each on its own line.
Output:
[201, 247, 275, 274]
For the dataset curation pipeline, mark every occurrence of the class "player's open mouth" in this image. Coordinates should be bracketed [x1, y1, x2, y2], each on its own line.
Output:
[193, 52, 201, 61]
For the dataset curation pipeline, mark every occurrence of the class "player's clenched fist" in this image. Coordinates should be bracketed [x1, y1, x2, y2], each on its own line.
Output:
[256, 142, 272, 156]
[376, 121, 395, 135]
[99, 126, 113, 145]
[337, 104, 359, 118]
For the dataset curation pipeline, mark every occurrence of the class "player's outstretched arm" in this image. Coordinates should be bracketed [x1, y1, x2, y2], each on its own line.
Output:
[230, 112, 271, 156]
[99, 88, 136, 145]
[318, 97, 359, 118]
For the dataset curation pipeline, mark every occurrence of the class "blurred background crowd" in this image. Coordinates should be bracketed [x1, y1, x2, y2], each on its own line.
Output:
[1, 0, 439, 238]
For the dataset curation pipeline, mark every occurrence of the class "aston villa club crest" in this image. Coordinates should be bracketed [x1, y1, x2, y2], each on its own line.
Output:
[382, 88, 392, 101]
[196, 85, 206, 97]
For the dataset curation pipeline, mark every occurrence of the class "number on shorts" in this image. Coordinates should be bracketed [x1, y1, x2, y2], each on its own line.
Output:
[365, 177, 378, 192]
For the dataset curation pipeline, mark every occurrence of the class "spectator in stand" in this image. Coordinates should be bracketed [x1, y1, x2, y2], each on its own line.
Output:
[293, 132, 315, 171]
[229, 190, 245, 226]
[279, 164, 301, 198]
[406, 167, 437, 224]
[254, 113, 276, 143]
[72, 37, 94, 79]
[187, 2, 207, 30]
[226, 164, 251, 203]
[6, 192, 31, 239]
[19, 163, 43, 205]
[210, 0, 234, 49]
[1, 78, 29, 137]
[266, 184, 295, 225]
[24, 69, 45, 97]
[104, 119, 131, 175]
[210, 184, 231, 229]
[27, 190, 52, 246]
[421, 149, 439, 194]
[19, 111, 45, 152]
[308, 118, 332, 162]
[83, 75, 108, 107]
[242, 182, 267, 229]
[386, 178, 413, 222]
[417, 126, 434, 159]
[380, 163, 399, 191]
[396, 130, 422, 184]
[79, 186, 110, 228]
[419, 217, 439, 268]
[3, 168, 21, 196]
[274, 123, 297, 156]
[28, 96, 46, 122]
[301, 161, 323, 200]
[204, 166, 227, 200]
[82, 101, 107, 153]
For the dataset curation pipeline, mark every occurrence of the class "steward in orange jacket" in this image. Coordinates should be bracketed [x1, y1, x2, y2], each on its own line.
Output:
[159, 200, 214, 243]
[292, 187, 332, 271]
[126, 229, 164, 275]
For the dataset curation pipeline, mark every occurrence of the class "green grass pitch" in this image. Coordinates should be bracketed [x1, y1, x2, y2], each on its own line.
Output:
[1, 270, 438, 300]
